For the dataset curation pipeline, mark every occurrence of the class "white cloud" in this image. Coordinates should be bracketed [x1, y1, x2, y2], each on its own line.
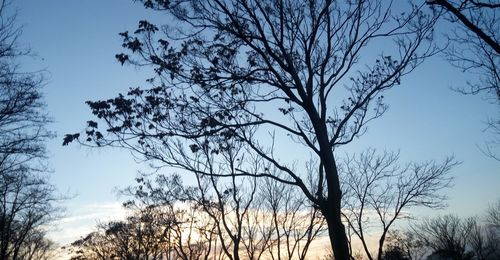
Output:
[48, 202, 126, 246]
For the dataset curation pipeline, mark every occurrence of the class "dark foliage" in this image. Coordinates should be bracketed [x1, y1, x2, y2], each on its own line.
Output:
[67, 1, 446, 259]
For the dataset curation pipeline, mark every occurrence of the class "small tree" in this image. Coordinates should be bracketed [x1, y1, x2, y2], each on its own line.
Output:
[486, 199, 500, 227]
[467, 217, 500, 260]
[386, 204, 500, 260]
[70, 207, 173, 260]
[70, 232, 116, 260]
[0, 169, 61, 259]
[414, 215, 475, 260]
[17, 230, 56, 260]
[383, 230, 427, 260]
[340, 149, 455, 260]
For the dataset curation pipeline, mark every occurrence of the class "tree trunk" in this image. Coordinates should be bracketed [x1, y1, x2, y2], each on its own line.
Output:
[309, 107, 351, 260]
[318, 149, 351, 258]
[321, 198, 350, 260]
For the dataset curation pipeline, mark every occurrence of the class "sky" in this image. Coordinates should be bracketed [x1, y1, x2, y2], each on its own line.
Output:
[7, 0, 499, 249]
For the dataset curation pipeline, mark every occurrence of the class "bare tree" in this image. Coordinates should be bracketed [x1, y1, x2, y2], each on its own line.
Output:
[70, 231, 116, 260]
[73, 169, 324, 260]
[383, 203, 500, 260]
[486, 199, 500, 227]
[66, 1, 442, 258]
[18, 230, 57, 260]
[399, 213, 500, 260]
[253, 176, 326, 260]
[0, 1, 61, 259]
[480, 119, 500, 161]
[383, 230, 427, 260]
[474, 199, 500, 260]
[427, 0, 499, 101]
[128, 166, 325, 260]
[340, 149, 455, 260]
[122, 174, 218, 260]
[411, 215, 476, 260]
[427, 0, 499, 161]
[0, 0, 52, 173]
[0, 170, 61, 259]
[70, 206, 172, 260]
[467, 217, 500, 260]
[121, 135, 326, 260]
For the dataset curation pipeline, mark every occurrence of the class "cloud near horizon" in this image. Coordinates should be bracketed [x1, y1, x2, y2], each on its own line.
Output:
[49, 202, 126, 246]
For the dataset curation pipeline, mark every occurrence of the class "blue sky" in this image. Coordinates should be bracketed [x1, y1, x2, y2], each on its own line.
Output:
[10, 0, 499, 246]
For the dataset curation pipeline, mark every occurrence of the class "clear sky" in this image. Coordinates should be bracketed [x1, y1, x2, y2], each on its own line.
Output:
[9, 0, 499, 248]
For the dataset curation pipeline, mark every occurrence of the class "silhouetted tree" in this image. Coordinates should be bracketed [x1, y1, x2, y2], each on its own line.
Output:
[66, 1, 441, 258]
[384, 205, 500, 260]
[427, 0, 499, 161]
[340, 149, 455, 260]
[473, 199, 500, 260]
[258, 176, 326, 260]
[413, 215, 475, 260]
[0, 170, 60, 260]
[0, 0, 60, 259]
[17, 230, 56, 260]
[383, 230, 427, 260]
[127, 167, 325, 260]
[0, 0, 52, 173]
[408, 215, 500, 260]
[125, 184, 217, 260]
[427, 0, 499, 100]
[486, 200, 500, 227]
[70, 206, 173, 260]
[70, 231, 115, 260]
[467, 217, 500, 260]
[481, 120, 500, 161]
[381, 246, 410, 260]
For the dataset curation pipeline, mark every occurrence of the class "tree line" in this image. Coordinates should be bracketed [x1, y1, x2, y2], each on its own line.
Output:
[69, 185, 500, 260]
[69, 173, 325, 260]
[383, 201, 500, 260]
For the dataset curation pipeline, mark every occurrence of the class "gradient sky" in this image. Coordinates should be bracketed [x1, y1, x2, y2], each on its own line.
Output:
[8, 0, 499, 247]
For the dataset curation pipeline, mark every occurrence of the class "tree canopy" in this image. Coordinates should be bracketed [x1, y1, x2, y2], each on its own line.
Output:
[66, 1, 456, 259]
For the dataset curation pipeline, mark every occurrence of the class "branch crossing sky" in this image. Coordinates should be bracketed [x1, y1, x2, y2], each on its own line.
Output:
[7, 0, 499, 246]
